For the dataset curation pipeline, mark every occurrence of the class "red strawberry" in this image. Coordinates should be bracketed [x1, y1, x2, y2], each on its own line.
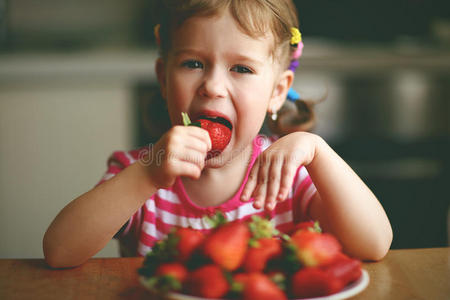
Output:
[181, 112, 232, 158]
[202, 220, 251, 271]
[184, 264, 229, 298]
[243, 237, 282, 272]
[290, 230, 342, 267]
[241, 273, 287, 300]
[233, 272, 251, 286]
[321, 253, 362, 287]
[198, 118, 231, 157]
[172, 227, 205, 262]
[290, 220, 321, 234]
[291, 256, 362, 298]
[291, 267, 341, 298]
[155, 262, 188, 282]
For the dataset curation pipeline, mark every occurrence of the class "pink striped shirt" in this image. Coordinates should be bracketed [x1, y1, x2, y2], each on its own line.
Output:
[97, 135, 317, 257]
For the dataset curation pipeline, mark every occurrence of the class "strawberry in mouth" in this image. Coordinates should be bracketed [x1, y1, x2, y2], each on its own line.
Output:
[182, 112, 232, 159]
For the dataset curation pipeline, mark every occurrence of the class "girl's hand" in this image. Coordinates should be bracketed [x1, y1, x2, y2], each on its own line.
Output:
[240, 132, 319, 211]
[141, 125, 212, 189]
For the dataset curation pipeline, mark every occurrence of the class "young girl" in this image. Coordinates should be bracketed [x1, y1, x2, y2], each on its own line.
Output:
[43, 0, 392, 268]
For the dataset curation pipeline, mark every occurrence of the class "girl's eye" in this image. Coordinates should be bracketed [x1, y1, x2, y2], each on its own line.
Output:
[231, 65, 253, 74]
[182, 60, 203, 69]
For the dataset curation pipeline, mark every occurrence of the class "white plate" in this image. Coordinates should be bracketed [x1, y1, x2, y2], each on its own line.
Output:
[140, 269, 369, 300]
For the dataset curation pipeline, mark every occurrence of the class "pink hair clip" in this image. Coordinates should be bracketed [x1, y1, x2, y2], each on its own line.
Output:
[292, 41, 304, 60]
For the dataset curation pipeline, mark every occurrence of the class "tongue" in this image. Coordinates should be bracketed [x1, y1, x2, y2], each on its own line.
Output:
[197, 118, 231, 158]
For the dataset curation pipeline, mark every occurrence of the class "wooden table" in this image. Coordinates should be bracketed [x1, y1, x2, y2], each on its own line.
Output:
[0, 248, 448, 300]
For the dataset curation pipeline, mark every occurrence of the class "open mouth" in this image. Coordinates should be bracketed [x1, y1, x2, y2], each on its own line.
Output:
[198, 115, 233, 131]
[191, 112, 232, 159]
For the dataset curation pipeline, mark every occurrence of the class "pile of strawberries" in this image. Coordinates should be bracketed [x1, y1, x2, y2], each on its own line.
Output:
[138, 214, 362, 299]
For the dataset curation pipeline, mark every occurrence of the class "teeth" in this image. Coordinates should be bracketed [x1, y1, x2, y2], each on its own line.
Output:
[200, 115, 217, 120]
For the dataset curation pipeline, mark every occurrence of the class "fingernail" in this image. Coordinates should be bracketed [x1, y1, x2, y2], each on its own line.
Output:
[265, 202, 274, 211]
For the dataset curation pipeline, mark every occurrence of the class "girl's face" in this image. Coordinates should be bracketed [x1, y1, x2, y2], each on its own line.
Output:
[157, 10, 292, 167]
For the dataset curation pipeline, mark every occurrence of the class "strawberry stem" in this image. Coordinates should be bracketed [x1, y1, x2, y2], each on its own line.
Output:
[312, 221, 322, 233]
[182, 112, 201, 127]
[181, 112, 191, 126]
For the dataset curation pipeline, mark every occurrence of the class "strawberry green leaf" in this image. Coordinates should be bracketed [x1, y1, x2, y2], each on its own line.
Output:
[157, 275, 182, 293]
[269, 272, 287, 291]
[203, 211, 227, 228]
[138, 232, 179, 277]
[281, 233, 291, 242]
[142, 275, 182, 294]
[249, 215, 278, 239]
[311, 221, 322, 233]
[230, 281, 244, 293]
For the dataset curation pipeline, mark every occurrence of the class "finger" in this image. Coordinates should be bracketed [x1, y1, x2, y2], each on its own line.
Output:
[165, 144, 205, 168]
[252, 156, 270, 209]
[171, 125, 211, 151]
[184, 136, 210, 154]
[277, 160, 297, 202]
[173, 159, 202, 179]
[163, 154, 202, 180]
[241, 162, 259, 202]
[265, 157, 283, 211]
[187, 126, 212, 151]
[176, 148, 206, 170]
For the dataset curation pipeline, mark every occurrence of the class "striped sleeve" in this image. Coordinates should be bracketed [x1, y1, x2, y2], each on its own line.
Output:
[96, 151, 138, 187]
[95, 150, 142, 239]
[292, 166, 317, 223]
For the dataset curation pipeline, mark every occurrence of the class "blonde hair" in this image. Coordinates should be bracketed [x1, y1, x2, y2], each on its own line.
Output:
[156, 0, 298, 69]
[150, 0, 316, 137]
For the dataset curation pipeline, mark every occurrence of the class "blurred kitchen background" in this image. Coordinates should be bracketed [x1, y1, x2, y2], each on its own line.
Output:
[0, 0, 449, 258]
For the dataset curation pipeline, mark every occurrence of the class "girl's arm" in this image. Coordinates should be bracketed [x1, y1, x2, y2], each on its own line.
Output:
[43, 125, 211, 268]
[306, 136, 393, 261]
[241, 132, 392, 261]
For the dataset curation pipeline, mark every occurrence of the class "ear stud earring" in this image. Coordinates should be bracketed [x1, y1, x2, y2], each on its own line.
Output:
[271, 107, 278, 121]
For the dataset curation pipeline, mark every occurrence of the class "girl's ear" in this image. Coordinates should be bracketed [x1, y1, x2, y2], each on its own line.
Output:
[155, 58, 167, 99]
[268, 70, 294, 113]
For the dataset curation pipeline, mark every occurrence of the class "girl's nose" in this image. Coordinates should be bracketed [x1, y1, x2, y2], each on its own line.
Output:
[198, 68, 227, 99]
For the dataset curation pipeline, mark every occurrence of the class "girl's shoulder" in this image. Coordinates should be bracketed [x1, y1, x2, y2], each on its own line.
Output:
[96, 147, 149, 186]
[107, 147, 148, 168]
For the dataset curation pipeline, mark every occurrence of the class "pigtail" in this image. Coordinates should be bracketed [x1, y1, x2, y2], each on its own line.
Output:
[267, 98, 317, 136]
